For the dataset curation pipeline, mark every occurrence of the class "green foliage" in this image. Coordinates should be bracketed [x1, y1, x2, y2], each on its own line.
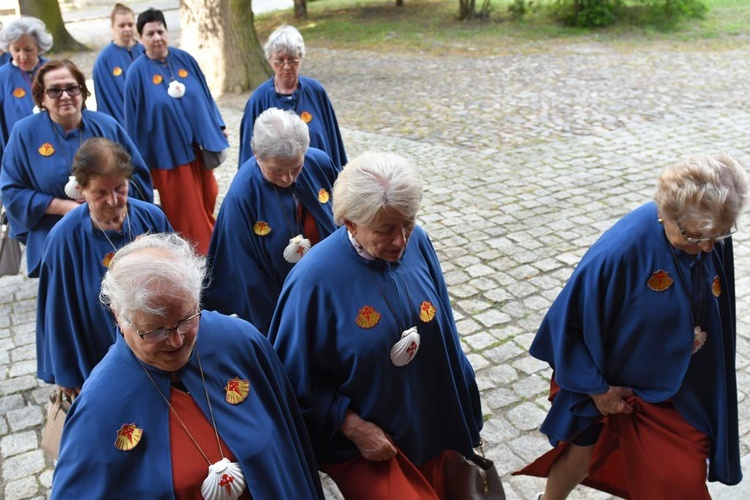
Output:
[508, 0, 541, 20]
[551, 0, 707, 27]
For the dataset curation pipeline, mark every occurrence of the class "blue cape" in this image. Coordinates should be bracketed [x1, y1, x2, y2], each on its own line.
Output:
[268, 226, 482, 465]
[52, 311, 324, 499]
[239, 76, 347, 170]
[0, 109, 154, 276]
[93, 42, 145, 123]
[530, 202, 740, 484]
[0, 57, 47, 158]
[36, 199, 172, 387]
[124, 47, 228, 170]
[205, 147, 338, 332]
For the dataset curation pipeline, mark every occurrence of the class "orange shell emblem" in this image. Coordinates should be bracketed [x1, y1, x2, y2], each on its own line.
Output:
[419, 301, 437, 323]
[225, 377, 250, 404]
[253, 221, 272, 236]
[152, 74, 163, 84]
[712, 275, 721, 297]
[112, 66, 123, 76]
[38, 143, 55, 157]
[178, 68, 188, 78]
[12, 87, 26, 98]
[114, 423, 143, 451]
[355, 305, 381, 329]
[647, 269, 673, 292]
[300, 111, 313, 123]
[101, 251, 115, 268]
[318, 188, 330, 204]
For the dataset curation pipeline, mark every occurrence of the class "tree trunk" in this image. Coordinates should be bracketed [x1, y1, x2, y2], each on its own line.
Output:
[294, 0, 307, 18]
[18, 0, 87, 52]
[396, 0, 404, 5]
[180, 0, 271, 96]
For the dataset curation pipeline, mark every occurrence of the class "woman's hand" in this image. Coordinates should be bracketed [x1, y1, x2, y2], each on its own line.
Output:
[340, 410, 397, 461]
[590, 386, 634, 415]
[58, 386, 80, 399]
[46, 198, 81, 216]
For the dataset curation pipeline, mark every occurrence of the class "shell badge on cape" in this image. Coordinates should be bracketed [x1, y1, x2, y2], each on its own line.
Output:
[178, 68, 189, 78]
[12, 87, 25, 98]
[300, 111, 312, 123]
[112, 66, 123, 76]
[355, 305, 381, 329]
[38, 143, 55, 157]
[152, 74, 163, 85]
[201, 458, 246, 500]
[419, 301, 436, 323]
[253, 221, 271, 236]
[318, 189, 330, 204]
[283, 234, 312, 263]
[647, 270, 673, 292]
[102, 251, 115, 268]
[390, 326, 421, 367]
[224, 377, 249, 405]
[114, 423, 143, 451]
[712, 275, 721, 297]
[167, 80, 186, 98]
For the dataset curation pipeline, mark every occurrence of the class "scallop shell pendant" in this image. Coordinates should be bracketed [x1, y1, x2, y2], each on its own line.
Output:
[389, 326, 421, 367]
[200, 458, 246, 500]
[167, 80, 186, 98]
[33, 105, 41, 114]
[692, 326, 707, 354]
[283, 234, 312, 263]
[64, 175, 84, 202]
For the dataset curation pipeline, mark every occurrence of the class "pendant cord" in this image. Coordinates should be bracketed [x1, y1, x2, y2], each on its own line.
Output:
[90, 205, 132, 254]
[362, 264, 414, 334]
[271, 184, 301, 239]
[139, 347, 224, 466]
[668, 244, 703, 325]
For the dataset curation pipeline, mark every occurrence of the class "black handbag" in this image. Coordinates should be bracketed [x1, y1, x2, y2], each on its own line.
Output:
[445, 441, 506, 500]
[0, 204, 22, 277]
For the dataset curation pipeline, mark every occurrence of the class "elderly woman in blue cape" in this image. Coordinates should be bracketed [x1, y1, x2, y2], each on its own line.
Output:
[205, 107, 337, 333]
[0, 59, 153, 277]
[52, 233, 324, 499]
[238, 25, 347, 170]
[36, 138, 171, 397]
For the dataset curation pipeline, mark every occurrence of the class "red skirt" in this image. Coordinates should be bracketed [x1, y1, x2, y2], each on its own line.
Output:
[150, 157, 218, 255]
[515, 395, 711, 499]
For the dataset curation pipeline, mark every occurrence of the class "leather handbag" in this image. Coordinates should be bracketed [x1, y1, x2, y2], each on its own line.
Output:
[0, 204, 22, 277]
[41, 389, 74, 459]
[445, 441, 506, 500]
[199, 146, 228, 170]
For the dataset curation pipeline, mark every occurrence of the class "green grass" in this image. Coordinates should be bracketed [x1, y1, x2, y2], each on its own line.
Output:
[254, 0, 750, 55]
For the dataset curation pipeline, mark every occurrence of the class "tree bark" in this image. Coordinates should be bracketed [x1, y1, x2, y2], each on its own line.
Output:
[18, 0, 87, 52]
[179, 0, 271, 95]
[294, 0, 307, 18]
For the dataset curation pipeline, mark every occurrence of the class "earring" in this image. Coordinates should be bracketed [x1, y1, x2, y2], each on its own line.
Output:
[657, 218, 664, 224]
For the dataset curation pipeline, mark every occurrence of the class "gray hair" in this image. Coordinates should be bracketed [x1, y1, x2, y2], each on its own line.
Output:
[100, 233, 207, 319]
[264, 24, 305, 61]
[251, 107, 310, 161]
[0, 17, 53, 53]
[655, 153, 750, 233]
[333, 152, 423, 226]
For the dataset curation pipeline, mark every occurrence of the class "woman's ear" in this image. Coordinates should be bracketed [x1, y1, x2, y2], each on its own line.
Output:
[344, 219, 356, 235]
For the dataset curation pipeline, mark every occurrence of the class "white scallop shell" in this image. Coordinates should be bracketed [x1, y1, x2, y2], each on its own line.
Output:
[283, 234, 312, 263]
[64, 175, 84, 202]
[167, 80, 186, 98]
[200, 458, 246, 500]
[33, 105, 41, 114]
[692, 326, 707, 354]
[389, 326, 421, 367]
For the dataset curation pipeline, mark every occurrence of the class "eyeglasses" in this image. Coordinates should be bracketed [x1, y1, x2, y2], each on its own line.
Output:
[44, 85, 82, 99]
[676, 221, 737, 244]
[272, 58, 301, 68]
[127, 311, 202, 344]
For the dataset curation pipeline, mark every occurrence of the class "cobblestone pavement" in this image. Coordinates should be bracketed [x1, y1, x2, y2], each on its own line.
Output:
[2, 3, 750, 499]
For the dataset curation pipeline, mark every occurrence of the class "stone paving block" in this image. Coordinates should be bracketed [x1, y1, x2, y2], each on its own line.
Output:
[2, 449, 46, 482]
[9, 360, 37, 378]
[39, 469, 54, 489]
[475, 309, 512, 328]
[11, 345, 36, 363]
[455, 318, 483, 336]
[485, 342, 525, 366]
[0, 376, 38, 396]
[506, 402, 548, 432]
[0, 395, 25, 415]
[0, 416, 8, 436]
[464, 331, 498, 351]
[482, 387, 517, 410]
[0, 349, 9, 366]
[14, 331, 36, 347]
[466, 353, 490, 371]
[512, 356, 549, 376]
[455, 298, 492, 316]
[1, 430, 38, 458]
[4, 476, 40, 500]
[508, 434, 552, 464]
[7, 406, 43, 433]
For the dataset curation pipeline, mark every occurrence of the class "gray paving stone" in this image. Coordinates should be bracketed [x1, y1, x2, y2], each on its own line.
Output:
[0, 395, 25, 415]
[2, 450, 46, 482]
[4, 476, 40, 500]
[6, 407, 43, 433]
[506, 402, 549, 432]
[1, 431, 38, 458]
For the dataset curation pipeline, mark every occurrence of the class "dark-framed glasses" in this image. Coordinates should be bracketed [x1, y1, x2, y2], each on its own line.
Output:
[44, 85, 82, 99]
[272, 58, 300, 67]
[127, 311, 202, 343]
[676, 221, 737, 244]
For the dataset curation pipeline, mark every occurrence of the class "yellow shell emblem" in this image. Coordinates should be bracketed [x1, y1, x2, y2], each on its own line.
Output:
[178, 68, 188, 78]
[38, 143, 55, 157]
[355, 305, 381, 329]
[152, 74, 163, 85]
[114, 423, 143, 451]
[300, 111, 312, 123]
[12, 87, 26, 98]
[112, 66, 123, 76]
[253, 221, 271, 236]
[318, 188, 330, 204]
[224, 377, 250, 404]
[712, 275, 721, 297]
[102, 251, 115, 268]
[419, 301, 436, 323]
[647, 269, 673, 292]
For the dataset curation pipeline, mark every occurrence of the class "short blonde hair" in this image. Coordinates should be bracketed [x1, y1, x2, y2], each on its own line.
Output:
[332, 152, 423, 227]
[655, 153, 749, 233]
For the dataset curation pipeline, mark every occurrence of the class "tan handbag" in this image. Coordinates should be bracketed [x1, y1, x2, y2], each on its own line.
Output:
[41, 389, 74, 459]
[445, 441, 506, 500]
